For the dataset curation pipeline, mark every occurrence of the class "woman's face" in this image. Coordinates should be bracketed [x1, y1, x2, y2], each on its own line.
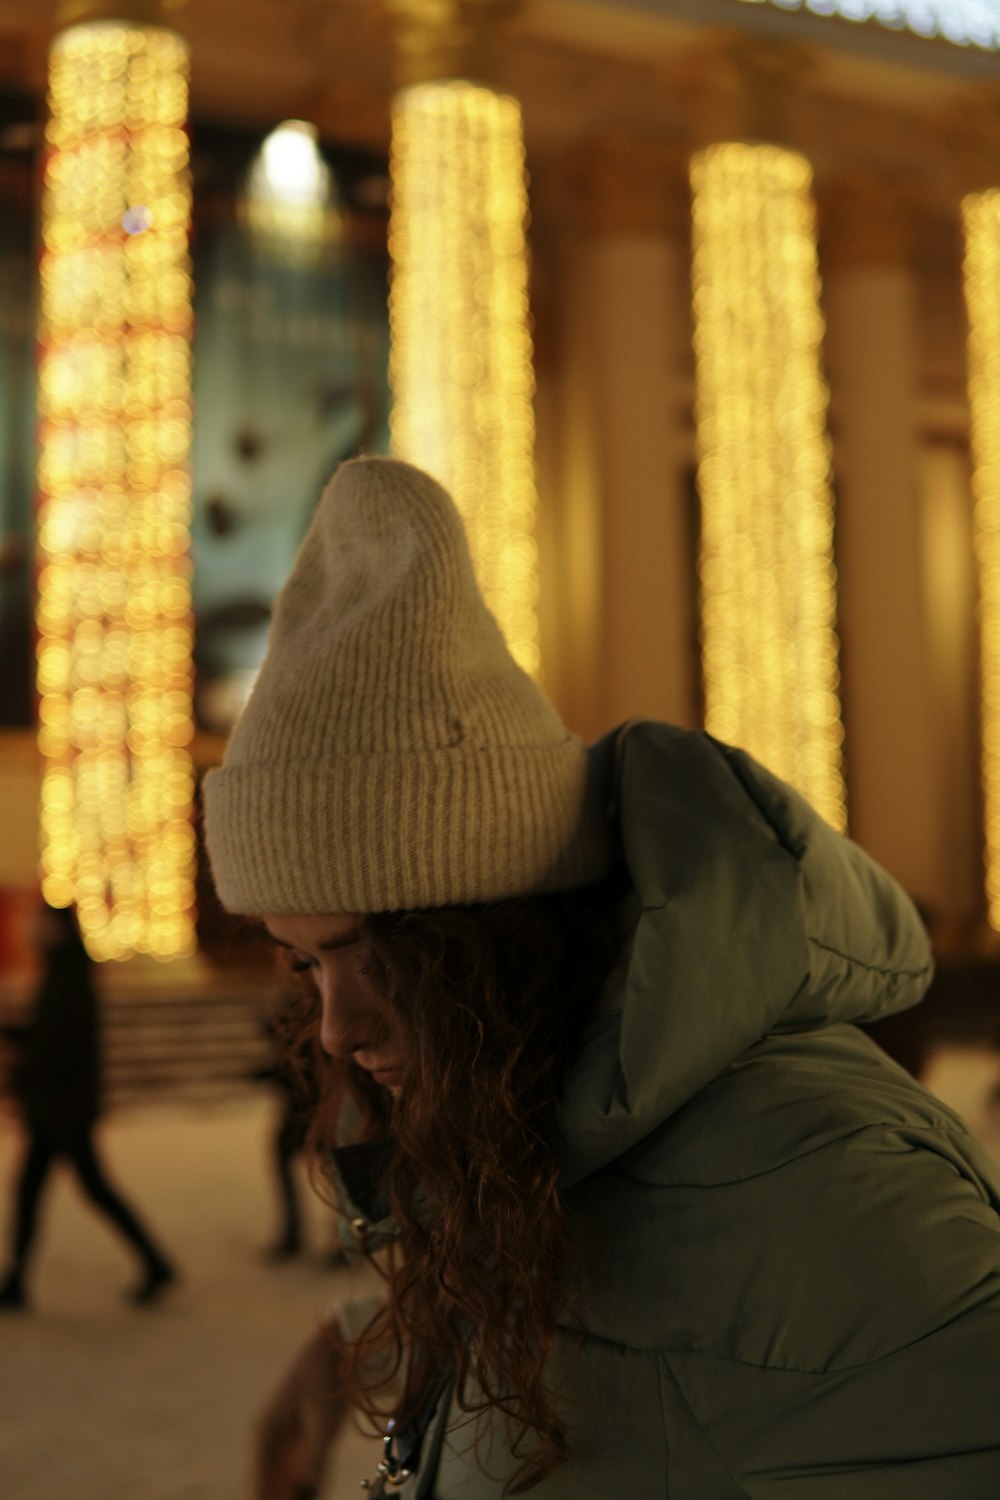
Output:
[262, 911, 407, 1093]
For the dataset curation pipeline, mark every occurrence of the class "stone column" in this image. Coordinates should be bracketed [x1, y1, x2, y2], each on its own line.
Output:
[530, 166, 607, 739]
[918, 437, 981, 929]
[581, 134, 698, 732]
[822, 178, 942, 910]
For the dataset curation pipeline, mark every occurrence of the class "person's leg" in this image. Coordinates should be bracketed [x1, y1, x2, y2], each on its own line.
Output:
[0, 1130, 58, 1308]
[266, 1114, 304, 1259]
[63, 1127, 177, 1302]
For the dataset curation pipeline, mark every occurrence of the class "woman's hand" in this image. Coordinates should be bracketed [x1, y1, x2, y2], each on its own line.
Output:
[253, 1317, 348, 1500]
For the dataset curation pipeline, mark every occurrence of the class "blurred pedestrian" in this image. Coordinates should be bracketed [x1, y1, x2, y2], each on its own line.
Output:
[254, 1002, 351, 1264]
[0, 901, 177, 1311]
[254, 1010, 310, 1262]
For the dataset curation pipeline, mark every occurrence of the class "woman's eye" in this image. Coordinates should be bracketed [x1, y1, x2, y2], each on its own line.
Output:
[289, 957, 313, 974]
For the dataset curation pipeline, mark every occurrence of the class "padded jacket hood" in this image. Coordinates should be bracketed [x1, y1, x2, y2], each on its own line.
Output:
[559, 722, 933, 1185]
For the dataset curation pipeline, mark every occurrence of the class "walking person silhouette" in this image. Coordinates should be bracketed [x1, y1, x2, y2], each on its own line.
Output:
[0, 902, 177, 1311]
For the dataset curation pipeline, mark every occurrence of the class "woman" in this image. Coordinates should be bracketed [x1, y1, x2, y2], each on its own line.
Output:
[0, 902, 177, 1310]
[204, 457, 1000, 1498]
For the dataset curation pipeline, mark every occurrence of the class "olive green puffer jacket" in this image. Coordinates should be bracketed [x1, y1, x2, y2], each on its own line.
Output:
[419, 722, 1000, 1499]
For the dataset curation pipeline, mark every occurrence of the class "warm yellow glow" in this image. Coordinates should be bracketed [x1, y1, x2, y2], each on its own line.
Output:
[245, 119, 338, 258]
[388, 80, 539, 676]
[37, 20, 196, 961]
[962, 189, 1000, 928]
[690, 142, 846, 829]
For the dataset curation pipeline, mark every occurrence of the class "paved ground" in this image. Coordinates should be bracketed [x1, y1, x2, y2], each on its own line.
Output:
[921, 1042, 1000, 1162]
[2, 1047, 999, 1500]
[0, 1093, 382, 1500]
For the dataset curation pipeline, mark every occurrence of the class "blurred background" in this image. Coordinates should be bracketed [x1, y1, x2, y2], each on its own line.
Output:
[0, 1, 999, 1494]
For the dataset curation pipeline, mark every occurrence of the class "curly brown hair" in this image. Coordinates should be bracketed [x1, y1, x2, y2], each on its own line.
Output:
[272, 871, 630, 1495]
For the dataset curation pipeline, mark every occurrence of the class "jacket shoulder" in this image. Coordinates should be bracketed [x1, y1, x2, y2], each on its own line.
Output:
[565, 1031, 1000, 1374]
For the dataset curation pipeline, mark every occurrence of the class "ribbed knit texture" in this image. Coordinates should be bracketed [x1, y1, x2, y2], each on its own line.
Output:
[203, 457, 611, 914]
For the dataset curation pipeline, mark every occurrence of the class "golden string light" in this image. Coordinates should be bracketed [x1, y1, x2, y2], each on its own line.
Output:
[37, 19, 196, 961]
[962, 189, 1000, 928]
[690, 142, 846, 829]
[388, 80, 540, 676]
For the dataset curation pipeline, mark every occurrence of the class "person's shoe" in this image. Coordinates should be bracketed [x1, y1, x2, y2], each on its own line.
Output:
[0, 1271, 26, 1312]
[128, 1261, 178, 1307]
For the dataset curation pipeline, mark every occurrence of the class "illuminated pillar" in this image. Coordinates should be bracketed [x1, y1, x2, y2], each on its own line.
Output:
[387, 0, 539, 675]
[963, 188, 1000, 929]
[690, 142, 846, 829]
[36, 0, 196, 961]
[823, 180, 940, 907]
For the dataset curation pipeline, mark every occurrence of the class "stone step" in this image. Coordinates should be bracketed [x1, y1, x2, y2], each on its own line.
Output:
[1, 964, 289, 1109]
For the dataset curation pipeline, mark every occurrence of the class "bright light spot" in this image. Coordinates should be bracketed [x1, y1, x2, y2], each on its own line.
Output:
[739, 0, 1000, 49]
[122, 205, 153, 234]
[245, 120, 337, 255]
[254, 120, 329, 206]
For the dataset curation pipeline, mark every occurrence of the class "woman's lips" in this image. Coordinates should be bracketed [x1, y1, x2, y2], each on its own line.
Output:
[366, 1065, 404, 1085]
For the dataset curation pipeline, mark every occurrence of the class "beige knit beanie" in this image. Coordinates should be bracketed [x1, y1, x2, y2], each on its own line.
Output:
[202, 456, 611, 914]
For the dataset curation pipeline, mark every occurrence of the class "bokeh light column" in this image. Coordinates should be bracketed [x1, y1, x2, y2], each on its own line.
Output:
[690, 142, 847, 830]
[36, 4, 196, 961]
[962, 188, 1000, 929]
[387, 0, 540, 675]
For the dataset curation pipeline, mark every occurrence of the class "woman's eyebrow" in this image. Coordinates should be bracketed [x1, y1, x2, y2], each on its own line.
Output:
[267, 927, 364, 952]
[318, 926, 364, 952]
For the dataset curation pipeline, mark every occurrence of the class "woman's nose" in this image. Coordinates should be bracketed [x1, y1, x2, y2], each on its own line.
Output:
[317, 973, 367, 1058]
